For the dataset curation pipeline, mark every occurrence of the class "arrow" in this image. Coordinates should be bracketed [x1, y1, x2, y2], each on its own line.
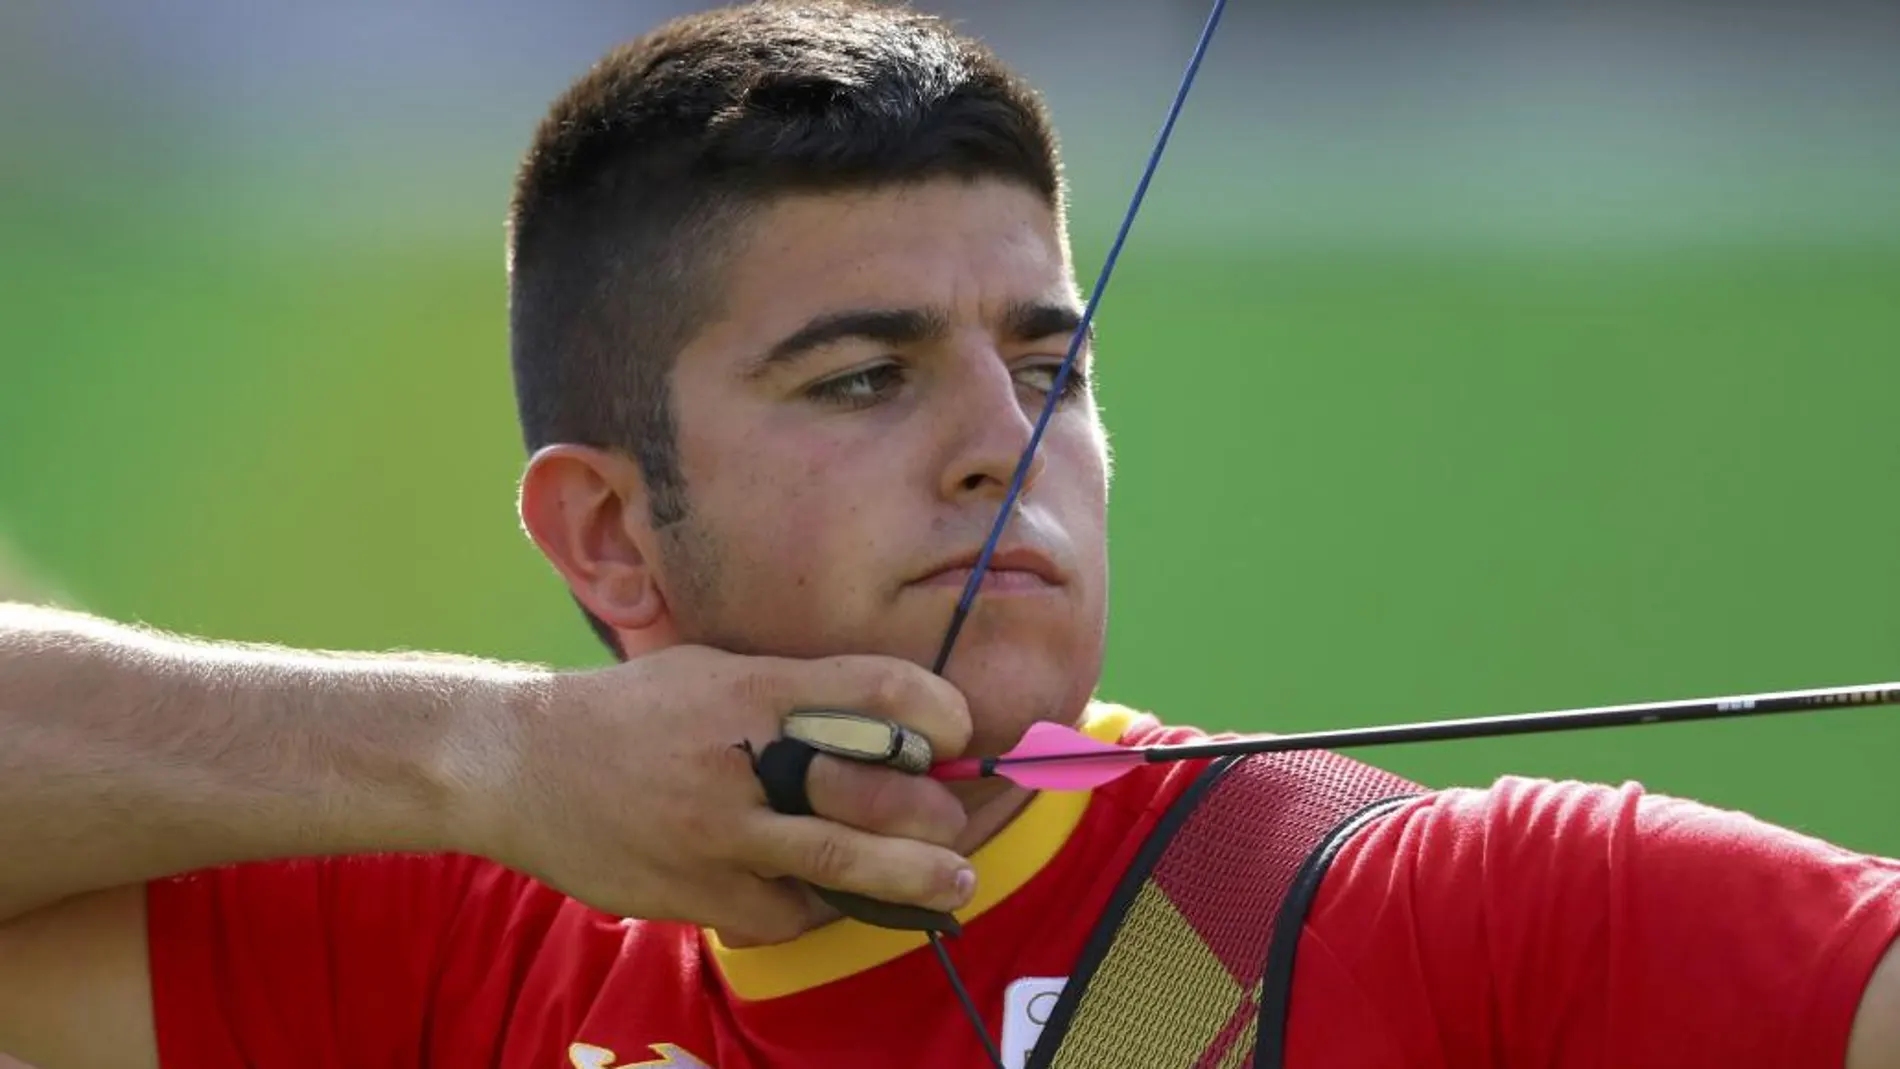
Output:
[929, 681, 1900, 792]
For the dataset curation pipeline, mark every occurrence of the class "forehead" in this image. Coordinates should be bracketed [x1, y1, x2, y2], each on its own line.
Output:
[694, 178, 1075, 351]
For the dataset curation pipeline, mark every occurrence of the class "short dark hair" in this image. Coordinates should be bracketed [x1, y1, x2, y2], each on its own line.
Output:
[506, 0, 1065, 658]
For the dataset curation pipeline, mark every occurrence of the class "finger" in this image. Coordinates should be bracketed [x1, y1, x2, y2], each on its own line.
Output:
[803, 754, 968, 846]
[702, 876, 827, 948]
[752, 653, 973, 761]
[746, 814, 977, 914]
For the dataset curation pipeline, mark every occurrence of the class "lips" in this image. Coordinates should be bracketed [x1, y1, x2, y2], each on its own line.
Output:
[917, 546, 1065, 587]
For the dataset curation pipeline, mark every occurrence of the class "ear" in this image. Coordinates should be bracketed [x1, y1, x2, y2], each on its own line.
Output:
[517, 444, 671, 635]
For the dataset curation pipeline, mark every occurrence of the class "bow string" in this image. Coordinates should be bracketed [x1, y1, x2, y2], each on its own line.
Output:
[920, 1, 1233, 1064]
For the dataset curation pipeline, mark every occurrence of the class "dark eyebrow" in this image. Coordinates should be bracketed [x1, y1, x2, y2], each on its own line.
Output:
[740, 300, 1093, 381]
[1003, 301, 1090, 349]
[743, 308, 949, 380]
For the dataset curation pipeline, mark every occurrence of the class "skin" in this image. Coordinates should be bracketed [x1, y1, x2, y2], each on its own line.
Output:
[0, 556, 44, 1069]
[520, 176, 1111, 849]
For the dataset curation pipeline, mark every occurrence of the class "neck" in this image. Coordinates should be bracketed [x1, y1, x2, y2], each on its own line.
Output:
[950, 779, 1037, 855]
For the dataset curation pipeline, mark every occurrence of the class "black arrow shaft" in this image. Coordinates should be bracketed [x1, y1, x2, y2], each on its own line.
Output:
[1125, 681, 1900, 765]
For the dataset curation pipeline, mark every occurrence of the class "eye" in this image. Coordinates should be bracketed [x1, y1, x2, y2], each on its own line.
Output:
[1015, 359, 1090, 401]
[803, 361, 908, 409]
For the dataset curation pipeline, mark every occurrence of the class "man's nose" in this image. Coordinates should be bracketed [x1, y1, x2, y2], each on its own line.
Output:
[937, 358, 1047, 503]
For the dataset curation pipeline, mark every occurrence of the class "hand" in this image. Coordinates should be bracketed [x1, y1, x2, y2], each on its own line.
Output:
[459, 645, 976, 945]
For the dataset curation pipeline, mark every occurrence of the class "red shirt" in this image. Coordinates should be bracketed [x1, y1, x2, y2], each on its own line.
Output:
[148, 704, 1900, 1067]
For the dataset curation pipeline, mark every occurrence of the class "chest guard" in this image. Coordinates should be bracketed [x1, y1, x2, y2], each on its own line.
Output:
[1026, 749, 1424, 1069]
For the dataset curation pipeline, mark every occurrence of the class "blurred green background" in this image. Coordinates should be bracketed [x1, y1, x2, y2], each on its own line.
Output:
[1, 1, 1897, 852]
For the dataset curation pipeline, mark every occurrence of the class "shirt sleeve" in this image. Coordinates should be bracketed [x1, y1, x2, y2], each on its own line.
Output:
[1294, 775, 1900, 1067]
[146, 851, 563, 1069]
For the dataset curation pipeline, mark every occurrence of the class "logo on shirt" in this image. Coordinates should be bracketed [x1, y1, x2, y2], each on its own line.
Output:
[568, 1042, 713, 1069]
[1001, 976, 1068, 1069]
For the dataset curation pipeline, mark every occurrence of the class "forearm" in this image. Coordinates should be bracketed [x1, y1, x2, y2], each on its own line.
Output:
[0, 602, 542, 922]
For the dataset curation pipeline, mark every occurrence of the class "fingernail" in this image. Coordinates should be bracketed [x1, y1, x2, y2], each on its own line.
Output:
[954, 867, 977, 903]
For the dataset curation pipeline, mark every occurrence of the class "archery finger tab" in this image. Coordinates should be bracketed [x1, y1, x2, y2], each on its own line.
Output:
[783, 708, 933, 774]
[817, 657, 973, 758]
[754, 737, 820, 817]
[750, 735, 968, 934]
[814, 886, 964, 936]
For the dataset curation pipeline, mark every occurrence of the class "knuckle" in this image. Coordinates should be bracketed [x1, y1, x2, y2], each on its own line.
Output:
[919, 786, 969, 841]
[858, 659, 910, 716]
[904, 684, 971, 756]
[852, 767, 912, 831]
[883, 777, 965, 843]
[809, 760, 890, 826]
[811, 761, 963, 844]
[860, 659, 959, 728]
[730, 661, 789, 714]
[803, 833, 858, 886]
[930, 678, 973, 750]
[677, 799, 724, 852]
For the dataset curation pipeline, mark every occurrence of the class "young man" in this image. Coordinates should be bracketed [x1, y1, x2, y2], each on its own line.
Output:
[2, 2, 1898, 1067]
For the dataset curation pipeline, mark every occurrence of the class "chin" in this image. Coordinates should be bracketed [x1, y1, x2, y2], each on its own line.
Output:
[945, 659, 1099, 759]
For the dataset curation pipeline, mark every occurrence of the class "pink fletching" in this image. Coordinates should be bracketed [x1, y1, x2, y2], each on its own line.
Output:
[1006, 752, 1140, 791]
[1012, 721, 1127, 759]
[1001, 722, 1139, 790]
[927, 722, 1141, 790]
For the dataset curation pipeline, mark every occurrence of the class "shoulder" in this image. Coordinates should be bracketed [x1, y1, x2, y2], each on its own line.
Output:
[1314, 774, 1746, 893]
[1328, 772, 1884, 872]
[1288, 776, 1900, 1065]
[1309, 773, 1900, 949]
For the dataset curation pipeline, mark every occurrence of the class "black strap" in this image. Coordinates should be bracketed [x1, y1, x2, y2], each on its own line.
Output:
[1023, 755, 1239, 1069]
[755, 736, 821, 816]
[1251, 794, 1415, 1068]
[1019, 750, 1418, 1069]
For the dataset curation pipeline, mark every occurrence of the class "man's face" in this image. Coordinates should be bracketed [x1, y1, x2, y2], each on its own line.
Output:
[649, 177, 1108, 759]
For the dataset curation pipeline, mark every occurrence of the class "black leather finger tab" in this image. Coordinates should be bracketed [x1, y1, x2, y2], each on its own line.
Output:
[815, 887, 964, 936]
[755, 737, 819, 817]
[753, 737, 964, 937]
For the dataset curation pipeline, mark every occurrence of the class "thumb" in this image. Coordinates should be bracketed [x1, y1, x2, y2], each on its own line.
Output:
[705, 876, 825, 948]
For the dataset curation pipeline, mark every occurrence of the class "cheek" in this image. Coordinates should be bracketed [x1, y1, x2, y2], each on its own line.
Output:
[711, 438, 887, 591]
[1053, 426, 1111, 513]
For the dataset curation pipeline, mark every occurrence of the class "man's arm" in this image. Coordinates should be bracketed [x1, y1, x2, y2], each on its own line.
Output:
[0, 603, 532, 1068]
[0, 602, 509, 925]
[1296, 774, 1900, 1068]
[0, 550, 82, 1067]
[1850, 939, 1900, 1068]
[0, 603, 978, 1068]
